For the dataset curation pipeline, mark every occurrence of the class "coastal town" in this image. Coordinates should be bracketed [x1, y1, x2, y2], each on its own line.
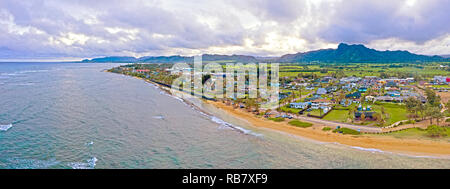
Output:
[109, 62, 450, 139]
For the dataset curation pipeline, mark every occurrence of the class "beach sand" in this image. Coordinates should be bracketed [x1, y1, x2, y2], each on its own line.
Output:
[206, 100, 450, 157]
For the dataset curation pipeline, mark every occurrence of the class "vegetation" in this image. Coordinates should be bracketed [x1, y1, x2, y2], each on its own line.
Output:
[322, 127, 332, 131]
[333, 127, 360, 135]
[269, 117, 285, 122]
[288, 120, 313, 128]
[427, 125, 448, 138]
[375, 126, 450, 141]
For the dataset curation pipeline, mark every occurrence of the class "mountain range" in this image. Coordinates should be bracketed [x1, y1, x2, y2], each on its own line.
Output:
[81, 43, 449, 63]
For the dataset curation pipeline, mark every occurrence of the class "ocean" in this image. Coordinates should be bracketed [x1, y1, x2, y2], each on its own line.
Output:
[0, 62, 449, 169]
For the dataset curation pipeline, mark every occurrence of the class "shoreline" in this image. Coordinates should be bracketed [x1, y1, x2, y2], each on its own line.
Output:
[206, 100, 450, 157]
[116, 72, 450, 157]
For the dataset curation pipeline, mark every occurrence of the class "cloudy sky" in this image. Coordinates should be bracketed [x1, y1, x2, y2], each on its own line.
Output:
[0, 0, 449, 60]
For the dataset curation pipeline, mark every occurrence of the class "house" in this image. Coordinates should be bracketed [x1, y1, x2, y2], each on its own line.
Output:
[374, 96, 406, 102]
[311, 99, 332, 109]
[316, 88, 327, 95]
[342, 83, 357, 91]
[321, 76, 334, 83]
[386, 91, 401, 97]
[346, 92, 361, 99]
[434, 76, 450, 84]
[374, 96, 394, 102]
[386, 81, 398, 88]
[135, 69, 150, 73]
[326, 86, 338, 93]
[290, 102, 311, 109]
[304, 96, 319, 101]
[340, 77, 361, 83]
[366, 96, 375, 102]
[279, 92, 291, 100]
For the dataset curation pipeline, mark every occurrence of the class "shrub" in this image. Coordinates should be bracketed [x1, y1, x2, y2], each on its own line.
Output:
[288, 120, 313, 128]
[427, 125, 447, 137]
[322, 127, 332, 131]
[269, 117, 285, 122]
[333, 127, 360, 135]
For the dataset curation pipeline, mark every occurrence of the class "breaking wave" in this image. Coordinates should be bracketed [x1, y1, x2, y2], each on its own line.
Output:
[68, 157, 98, 169]
[0, 124, 13, 131]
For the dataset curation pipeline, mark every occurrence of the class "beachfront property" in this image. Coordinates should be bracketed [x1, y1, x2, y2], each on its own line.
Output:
[112, 62, 449, 130]
[290, 102, 311, 109]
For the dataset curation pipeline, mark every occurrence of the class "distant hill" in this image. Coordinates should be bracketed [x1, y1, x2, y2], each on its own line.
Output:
[82, 56, 138, 63]
[82, 54, 258, 63]
[82, 43, 449, 63]
[278, 43, 447, 63]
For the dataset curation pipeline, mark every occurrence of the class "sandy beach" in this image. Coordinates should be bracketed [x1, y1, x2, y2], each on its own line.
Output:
[206, 100, 450, 157]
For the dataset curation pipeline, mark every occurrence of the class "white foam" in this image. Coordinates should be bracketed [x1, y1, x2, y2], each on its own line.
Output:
[86, 141, 94, 146]
[152, 115, 165, 120]
[6, 158, 60, 169]
[16, 70, 49, 74]
[211, 116, 263, 137]
[68, 157, 98, 169]
[149, 81, 262, 137]
[350, 146, 385, 153]
[0, 124, 13, 131]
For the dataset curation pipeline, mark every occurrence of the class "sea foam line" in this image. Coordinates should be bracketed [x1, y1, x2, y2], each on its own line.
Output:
[0, 124, 13, 131]
[153, 82, 262, 137]
[68, 157, 98, 169]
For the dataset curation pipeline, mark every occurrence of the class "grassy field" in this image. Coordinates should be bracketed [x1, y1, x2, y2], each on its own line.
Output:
[372, 127, 450, 142]
[323, 109, 349, 122]
[371, 102, 408, 125]
[288, 120, 313, 128]
[280, 105, 302, 114]
[279, 63, 449, 79]
[432, 84, 450, 88]
[321, 102, 407, 126]
[307, 109, 324, 116]
[269, 117, 285, 122]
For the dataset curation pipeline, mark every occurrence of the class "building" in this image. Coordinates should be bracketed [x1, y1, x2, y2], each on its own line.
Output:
[346, 92, 361, 99]
[340, 77, 361, 83]
[135, 69, 150, 73]
[290, 102, 311, 109]
[316, 88, 327, 95]
[340, 99, 352, 107]
[434, 76, 450, 84]
[310, 99, 332, 109]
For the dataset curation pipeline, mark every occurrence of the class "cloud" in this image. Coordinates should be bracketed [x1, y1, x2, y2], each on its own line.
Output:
[0, 0, 448, 60]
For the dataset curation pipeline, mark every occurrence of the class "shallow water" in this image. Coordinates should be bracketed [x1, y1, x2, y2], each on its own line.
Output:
[0, 62, 449, 169]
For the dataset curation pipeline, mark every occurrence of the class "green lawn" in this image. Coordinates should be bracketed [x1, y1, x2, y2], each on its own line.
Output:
[321, 102, 408, 126]
[280, 105, 302, 114]
[373, 102, 408, 125]
[269, 117, 285, 122]
[307, 109, 324, 116]
[432, 84, 449, 88]
[288, 120, 313, 128]
[372, 127, 450, 142]
[323, 110, 349, 122]
[333, 127, 360, 135]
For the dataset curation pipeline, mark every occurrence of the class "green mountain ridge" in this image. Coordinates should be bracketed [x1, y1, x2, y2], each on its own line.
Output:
[82, 43, 449, 63]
